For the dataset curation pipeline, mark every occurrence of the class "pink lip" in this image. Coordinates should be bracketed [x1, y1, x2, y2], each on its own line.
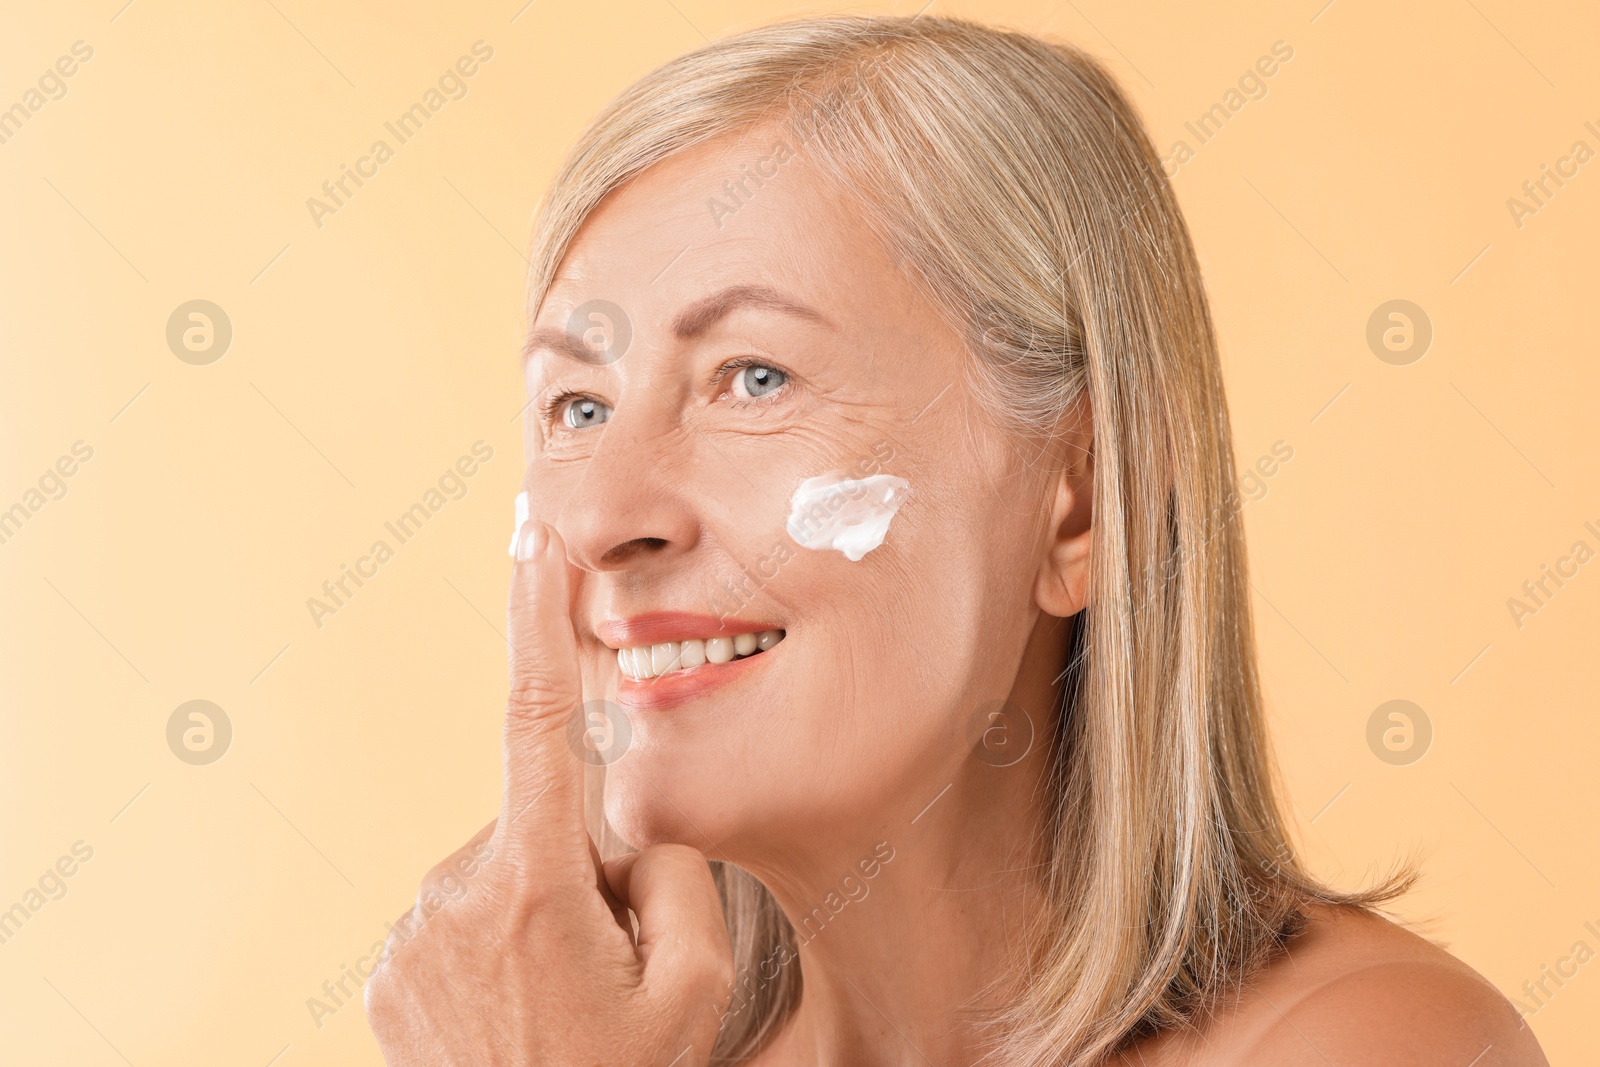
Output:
[595, 612, 782, 648]
[599, 612, 786, 712]
[614, 648, 777, 711]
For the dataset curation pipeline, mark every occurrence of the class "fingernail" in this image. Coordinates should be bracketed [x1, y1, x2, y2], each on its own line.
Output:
[516, 520, 547, 562]
[507, 490, 529, 558]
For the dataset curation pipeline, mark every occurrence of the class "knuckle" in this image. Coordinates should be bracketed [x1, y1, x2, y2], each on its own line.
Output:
[382, 907, 433, 964]
[509, 868, 580, 916]
[507, 658, 580, 711]
[363, 972, 420, 1047]
[362, 955, 405, 1027]
[363, 962, 391, 1009]
[411, 887, 470, 941]
[418, 858, 471, 906]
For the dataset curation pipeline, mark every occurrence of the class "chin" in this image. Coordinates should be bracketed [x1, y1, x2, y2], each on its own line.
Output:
[600, 759, 746, 853]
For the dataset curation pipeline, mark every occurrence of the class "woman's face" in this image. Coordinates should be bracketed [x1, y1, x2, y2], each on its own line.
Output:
[522, 130, 1077, 872]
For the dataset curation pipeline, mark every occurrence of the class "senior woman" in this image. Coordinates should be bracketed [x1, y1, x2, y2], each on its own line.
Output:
[363, 15, 1547, 1066]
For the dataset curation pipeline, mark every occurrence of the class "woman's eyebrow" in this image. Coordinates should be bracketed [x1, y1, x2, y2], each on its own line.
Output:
[522, 283, 834, 368]
[522, 327, 602, 368]
[670, 283, 835, 338]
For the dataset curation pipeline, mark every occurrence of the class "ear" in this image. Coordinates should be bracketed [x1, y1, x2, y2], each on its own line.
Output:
[1033, 431, 1093, 619]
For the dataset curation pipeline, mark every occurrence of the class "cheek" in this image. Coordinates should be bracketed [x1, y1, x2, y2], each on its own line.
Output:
[843, 476, 1041, 689]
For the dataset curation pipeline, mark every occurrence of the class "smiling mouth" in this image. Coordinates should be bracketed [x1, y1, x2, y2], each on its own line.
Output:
[617, 629, 786, 681]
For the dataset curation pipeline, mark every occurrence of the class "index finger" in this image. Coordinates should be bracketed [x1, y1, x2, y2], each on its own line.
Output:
[497, 519, 593, 872]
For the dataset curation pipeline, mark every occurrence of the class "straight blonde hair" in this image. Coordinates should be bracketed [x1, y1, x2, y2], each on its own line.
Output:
[523, 15, 1407, 1065]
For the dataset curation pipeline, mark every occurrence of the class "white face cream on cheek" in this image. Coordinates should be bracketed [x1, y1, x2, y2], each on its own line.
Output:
[786, 472, 912, 562]
[508, 490, 528, 557]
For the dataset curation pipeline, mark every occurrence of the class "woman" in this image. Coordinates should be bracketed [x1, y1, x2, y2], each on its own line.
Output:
[364, 15, 1547, 1065]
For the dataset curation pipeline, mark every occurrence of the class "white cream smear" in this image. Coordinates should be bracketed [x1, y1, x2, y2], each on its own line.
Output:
[786, 472, 911, 562]
[508, 490, 528, 556]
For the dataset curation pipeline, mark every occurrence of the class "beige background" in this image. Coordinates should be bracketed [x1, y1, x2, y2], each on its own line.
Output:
[1, 0, 1595, 1063]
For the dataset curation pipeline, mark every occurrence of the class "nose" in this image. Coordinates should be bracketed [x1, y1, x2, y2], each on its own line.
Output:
[553, 399, 701, 574]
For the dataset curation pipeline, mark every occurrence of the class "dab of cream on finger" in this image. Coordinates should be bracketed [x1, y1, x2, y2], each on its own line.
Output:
[786, 471, 911, 562]
[508, 490, 528, 557]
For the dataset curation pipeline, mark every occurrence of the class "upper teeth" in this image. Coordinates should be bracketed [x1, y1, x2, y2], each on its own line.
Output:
[617, 630, 785, 680]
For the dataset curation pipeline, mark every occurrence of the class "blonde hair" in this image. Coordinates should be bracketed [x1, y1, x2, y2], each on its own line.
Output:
[524, 14, 1408, 1065]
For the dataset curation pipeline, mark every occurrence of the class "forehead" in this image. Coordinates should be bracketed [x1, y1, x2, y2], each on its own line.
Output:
[537, 130, 920, 331]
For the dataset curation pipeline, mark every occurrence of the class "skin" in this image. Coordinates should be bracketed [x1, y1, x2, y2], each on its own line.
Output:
[363, 130, 1549, 1065]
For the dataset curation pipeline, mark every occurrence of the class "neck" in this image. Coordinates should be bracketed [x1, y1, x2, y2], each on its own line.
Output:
[777, 789, 1048, 1062]
[733, 615, 1069, 1064]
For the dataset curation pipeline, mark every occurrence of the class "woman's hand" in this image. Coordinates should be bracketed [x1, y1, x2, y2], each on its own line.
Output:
[364, 520, 735, 1065]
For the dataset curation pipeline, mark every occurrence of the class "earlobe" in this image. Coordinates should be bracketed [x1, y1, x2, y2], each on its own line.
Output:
[1033, 457, 1093, 619]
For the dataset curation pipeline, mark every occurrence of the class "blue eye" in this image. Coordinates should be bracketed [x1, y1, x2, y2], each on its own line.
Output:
[562, 397, 610, 428]
[733, 364, 786, 399]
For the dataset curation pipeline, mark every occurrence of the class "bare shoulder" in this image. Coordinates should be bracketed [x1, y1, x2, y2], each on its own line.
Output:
[1118, 903, 1549, 1066]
